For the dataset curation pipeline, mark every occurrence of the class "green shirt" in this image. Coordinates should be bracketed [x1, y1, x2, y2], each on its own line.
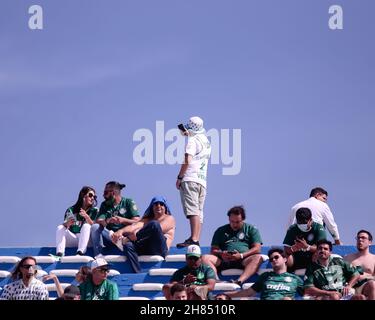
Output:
[211, 223, 262, 253]
[98, 197, 139, 232]
[304, 257, 359, 292]
[283, 222, 326, 259]
[171, 264, 216, 285]
[252, 271, 304, 300]
[79, 279, 119, 300]
[64, 206, 99, 234]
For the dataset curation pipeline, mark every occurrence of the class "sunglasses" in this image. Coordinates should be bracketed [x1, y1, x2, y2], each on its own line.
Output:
[97, 268, 109, 273]
[21, 264, 35, 269]
[269, 255, 281, 262]
[87, 193, 97, 199]
[153, 202, 165, 206]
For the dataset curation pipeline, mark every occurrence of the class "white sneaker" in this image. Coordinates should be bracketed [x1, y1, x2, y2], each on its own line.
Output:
[114, 238, 123, 251]
[108, 230, 124, 251]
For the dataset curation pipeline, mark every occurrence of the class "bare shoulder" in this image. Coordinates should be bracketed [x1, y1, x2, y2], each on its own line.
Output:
[162, 214, 176, 225]
[168, 215, 176, 224]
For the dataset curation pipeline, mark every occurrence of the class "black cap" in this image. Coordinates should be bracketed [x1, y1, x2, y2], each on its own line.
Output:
[63, 285, 80, 298]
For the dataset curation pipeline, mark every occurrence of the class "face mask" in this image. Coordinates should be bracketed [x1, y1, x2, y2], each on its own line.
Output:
[297, 224, 309, 232]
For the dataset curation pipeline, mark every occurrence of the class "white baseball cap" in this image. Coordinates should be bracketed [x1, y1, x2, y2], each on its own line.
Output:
[186, 244, 201, 258]
[90, 257, 109, 270]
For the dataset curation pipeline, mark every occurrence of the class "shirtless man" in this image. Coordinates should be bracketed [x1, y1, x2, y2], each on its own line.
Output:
[344, 230, 375, 300]
[121, 196, 176, 273]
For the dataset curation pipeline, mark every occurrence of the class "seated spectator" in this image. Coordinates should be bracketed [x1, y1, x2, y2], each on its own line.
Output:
[80, 258, 119, 300]
[56, 285, 80, 300]
[42, 265, 91, 299]
[215, 293, 232, 300]
[202, 206, 263, 286]
[75, 265, 91, 285]
[344, 230, 375, 300]
[56, 186, 98, 256]
[0, 256, 49, 300]
[42, 273, 64, 297]
[283, 207, 326, 271]
[224, 248, 304, 300]
[163, 245, 216, 300]
[121, 196, 176, 273]
[91, 181, 140, 257]
[304, 239, 362, 300]
[170, 283, 188, 300]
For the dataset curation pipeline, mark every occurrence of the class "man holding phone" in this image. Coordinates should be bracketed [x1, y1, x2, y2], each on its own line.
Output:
[202, 206, 263, 286]
[176, 116, 211, 248]
[283, 207, 326, 271]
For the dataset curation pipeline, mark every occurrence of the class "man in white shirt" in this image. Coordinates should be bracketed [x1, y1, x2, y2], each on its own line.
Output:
[287, 187, 341, 245]
[176, 116, 211, 248]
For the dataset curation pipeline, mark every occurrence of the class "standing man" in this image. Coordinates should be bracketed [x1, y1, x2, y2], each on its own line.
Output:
[0, 256, 49, 300]
[176, 116, 211, 248]
[344, 230, 375, 300]
[288, 187, 342, 245]
[90, 181, 140, 257]
[202, 206, 263, 286]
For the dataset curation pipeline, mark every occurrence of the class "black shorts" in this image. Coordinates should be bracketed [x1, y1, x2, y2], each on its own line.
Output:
[289, 253, 312, 271]
[219, 260, 244, 271]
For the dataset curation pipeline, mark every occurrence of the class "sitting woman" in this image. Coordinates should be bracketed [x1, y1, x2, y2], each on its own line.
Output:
[55, 186, 99, 256]
[121, 196, 176, 272]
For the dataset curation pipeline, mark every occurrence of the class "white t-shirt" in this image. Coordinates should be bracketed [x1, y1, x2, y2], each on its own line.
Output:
[182, 133, 211, 188]
[287, 197, 340, 240]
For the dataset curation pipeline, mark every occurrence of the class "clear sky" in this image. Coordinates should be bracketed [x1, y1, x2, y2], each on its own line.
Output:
[1, 0, 374, 247]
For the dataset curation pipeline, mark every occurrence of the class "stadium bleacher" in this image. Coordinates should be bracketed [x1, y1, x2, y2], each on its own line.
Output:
[1, 245, 373, 299]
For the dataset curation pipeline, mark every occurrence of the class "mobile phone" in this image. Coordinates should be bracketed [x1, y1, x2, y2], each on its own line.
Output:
[178, 123, 187, 132]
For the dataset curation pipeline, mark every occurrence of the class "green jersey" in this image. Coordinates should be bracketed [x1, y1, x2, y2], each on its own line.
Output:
[64, 206, 98, 234]
[211, 223, 262, 253]
[304, 257, 359, 292]
[283, 222, 326, 260]
[171, 264, 216, 285]
[79, 279, 119, 300]
[98, 197, 139, 232]
[252, 271, 304, 300]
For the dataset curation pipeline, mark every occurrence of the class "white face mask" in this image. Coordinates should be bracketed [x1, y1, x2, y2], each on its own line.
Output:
[297, 224, 309, 232]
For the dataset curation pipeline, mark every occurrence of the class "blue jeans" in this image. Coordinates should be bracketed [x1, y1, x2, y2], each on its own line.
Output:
[123, 220, 168, 273]
[90, 224, 118, 257]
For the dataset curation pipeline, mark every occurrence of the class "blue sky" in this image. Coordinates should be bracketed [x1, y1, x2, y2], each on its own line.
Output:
[1, 0, 374, 247]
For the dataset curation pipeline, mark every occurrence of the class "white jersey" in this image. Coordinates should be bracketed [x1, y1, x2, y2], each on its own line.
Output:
[182, 133, 211, 188]
[288, 197, 340, 240]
